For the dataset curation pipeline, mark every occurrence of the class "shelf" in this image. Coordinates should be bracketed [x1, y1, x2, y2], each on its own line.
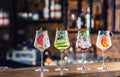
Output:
[67, 28, 88, 33]
[0, 26, 10, 29]
[16, 19, 63, 25]
[0, 43, 10, 49]
[16, 0, 64, 25]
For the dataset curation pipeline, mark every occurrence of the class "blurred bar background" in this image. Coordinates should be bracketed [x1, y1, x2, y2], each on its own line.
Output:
[0, 0, 120, 69]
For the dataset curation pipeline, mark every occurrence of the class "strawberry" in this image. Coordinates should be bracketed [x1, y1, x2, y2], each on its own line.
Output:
[78, 46, 87, 50]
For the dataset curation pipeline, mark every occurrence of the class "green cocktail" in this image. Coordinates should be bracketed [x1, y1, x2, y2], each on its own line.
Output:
[54, 30, 70, 74]
[54, 42, 70, 51]
[54, 30, 70, 51]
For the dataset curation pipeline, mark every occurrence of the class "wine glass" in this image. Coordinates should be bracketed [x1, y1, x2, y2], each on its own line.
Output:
[54, 30, 70, 73]
[34, 30, 50, 72]
[76, 29, 91, 70]
[96, 30, 112, 70]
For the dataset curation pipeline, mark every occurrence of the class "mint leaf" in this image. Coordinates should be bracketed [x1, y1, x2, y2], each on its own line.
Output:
[81, 31, 87, 36]
[38, 28, 43, 33]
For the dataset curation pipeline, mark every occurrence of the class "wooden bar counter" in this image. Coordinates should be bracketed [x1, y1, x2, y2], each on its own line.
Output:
[0, 62, 120, 77]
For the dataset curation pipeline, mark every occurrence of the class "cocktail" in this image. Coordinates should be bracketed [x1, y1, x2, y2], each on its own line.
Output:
[34, 29, 50, 72]
[76, 29, 91, 70]
[96, 30, 112, 70]
[54, 30, 70, 72]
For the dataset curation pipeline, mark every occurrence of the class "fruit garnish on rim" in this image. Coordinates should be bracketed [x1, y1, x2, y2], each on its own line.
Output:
[81, 28, 88, 36]
[36, 28, 44, 48]
[38, 28, 43, 34]
[101, 35, 109, 47]
[37, 33, 44, 48]
[81, 30, 87, 36]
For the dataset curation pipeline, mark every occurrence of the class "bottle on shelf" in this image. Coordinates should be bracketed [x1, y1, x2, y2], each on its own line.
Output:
[0, 10, 10, 27]
[21, 12, 28, 20]
[3, 33, 10, 42]
[76, 16, 82, 29]
[50, 0, 55, 20]
[54, 1, 62, 20]
[69, 13, 76, 29]
[32, 12, 39, 21]
[43, 7, 49, 19]
[43, 0, 49, 19]
[93, 6, 101, 32]
[85, 7, 94, 30]
[80, 9, 86, 28]
[28, 12, 33, 20]
[3, 12, 9, 27]
[45, 0, 49, 7]
[76, 9, 86, 30]
[0, 10, 3, 27]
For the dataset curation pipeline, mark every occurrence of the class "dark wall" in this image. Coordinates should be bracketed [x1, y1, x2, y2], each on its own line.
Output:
[0, 0, 11, 11]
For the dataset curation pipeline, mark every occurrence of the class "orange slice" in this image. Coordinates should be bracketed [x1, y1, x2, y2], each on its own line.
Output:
[101, 36, 109, 47]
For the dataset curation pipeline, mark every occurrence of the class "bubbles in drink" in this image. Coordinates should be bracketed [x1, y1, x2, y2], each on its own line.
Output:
[34, 30, 50, 52]
[76, 30, 91, 50]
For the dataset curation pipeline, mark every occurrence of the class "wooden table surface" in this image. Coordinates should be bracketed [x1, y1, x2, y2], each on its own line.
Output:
[0, 62, 120, 77]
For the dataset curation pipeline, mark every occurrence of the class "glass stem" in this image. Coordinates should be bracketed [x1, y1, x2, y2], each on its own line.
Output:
[41, 52, 44, 68]
[60, 51, 64, 69]
[82, 50, 86, 69]
[102, 50, 105, 68]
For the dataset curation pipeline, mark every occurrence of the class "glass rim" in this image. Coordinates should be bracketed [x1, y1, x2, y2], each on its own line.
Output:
[98, 30, 110, 33]
[98, 30, 113, 36]
[56, 30, 68, 31]
[36, 30, 48, 33]
[36, 30, 48, 31]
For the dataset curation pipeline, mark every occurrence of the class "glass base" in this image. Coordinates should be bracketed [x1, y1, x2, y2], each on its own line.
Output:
[55, 67, 69, 71]
[77, 67, 91, 71]
[97, 66, 110, 70]
[35, 67, 49, 72]
[55, 67, 69, 75]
